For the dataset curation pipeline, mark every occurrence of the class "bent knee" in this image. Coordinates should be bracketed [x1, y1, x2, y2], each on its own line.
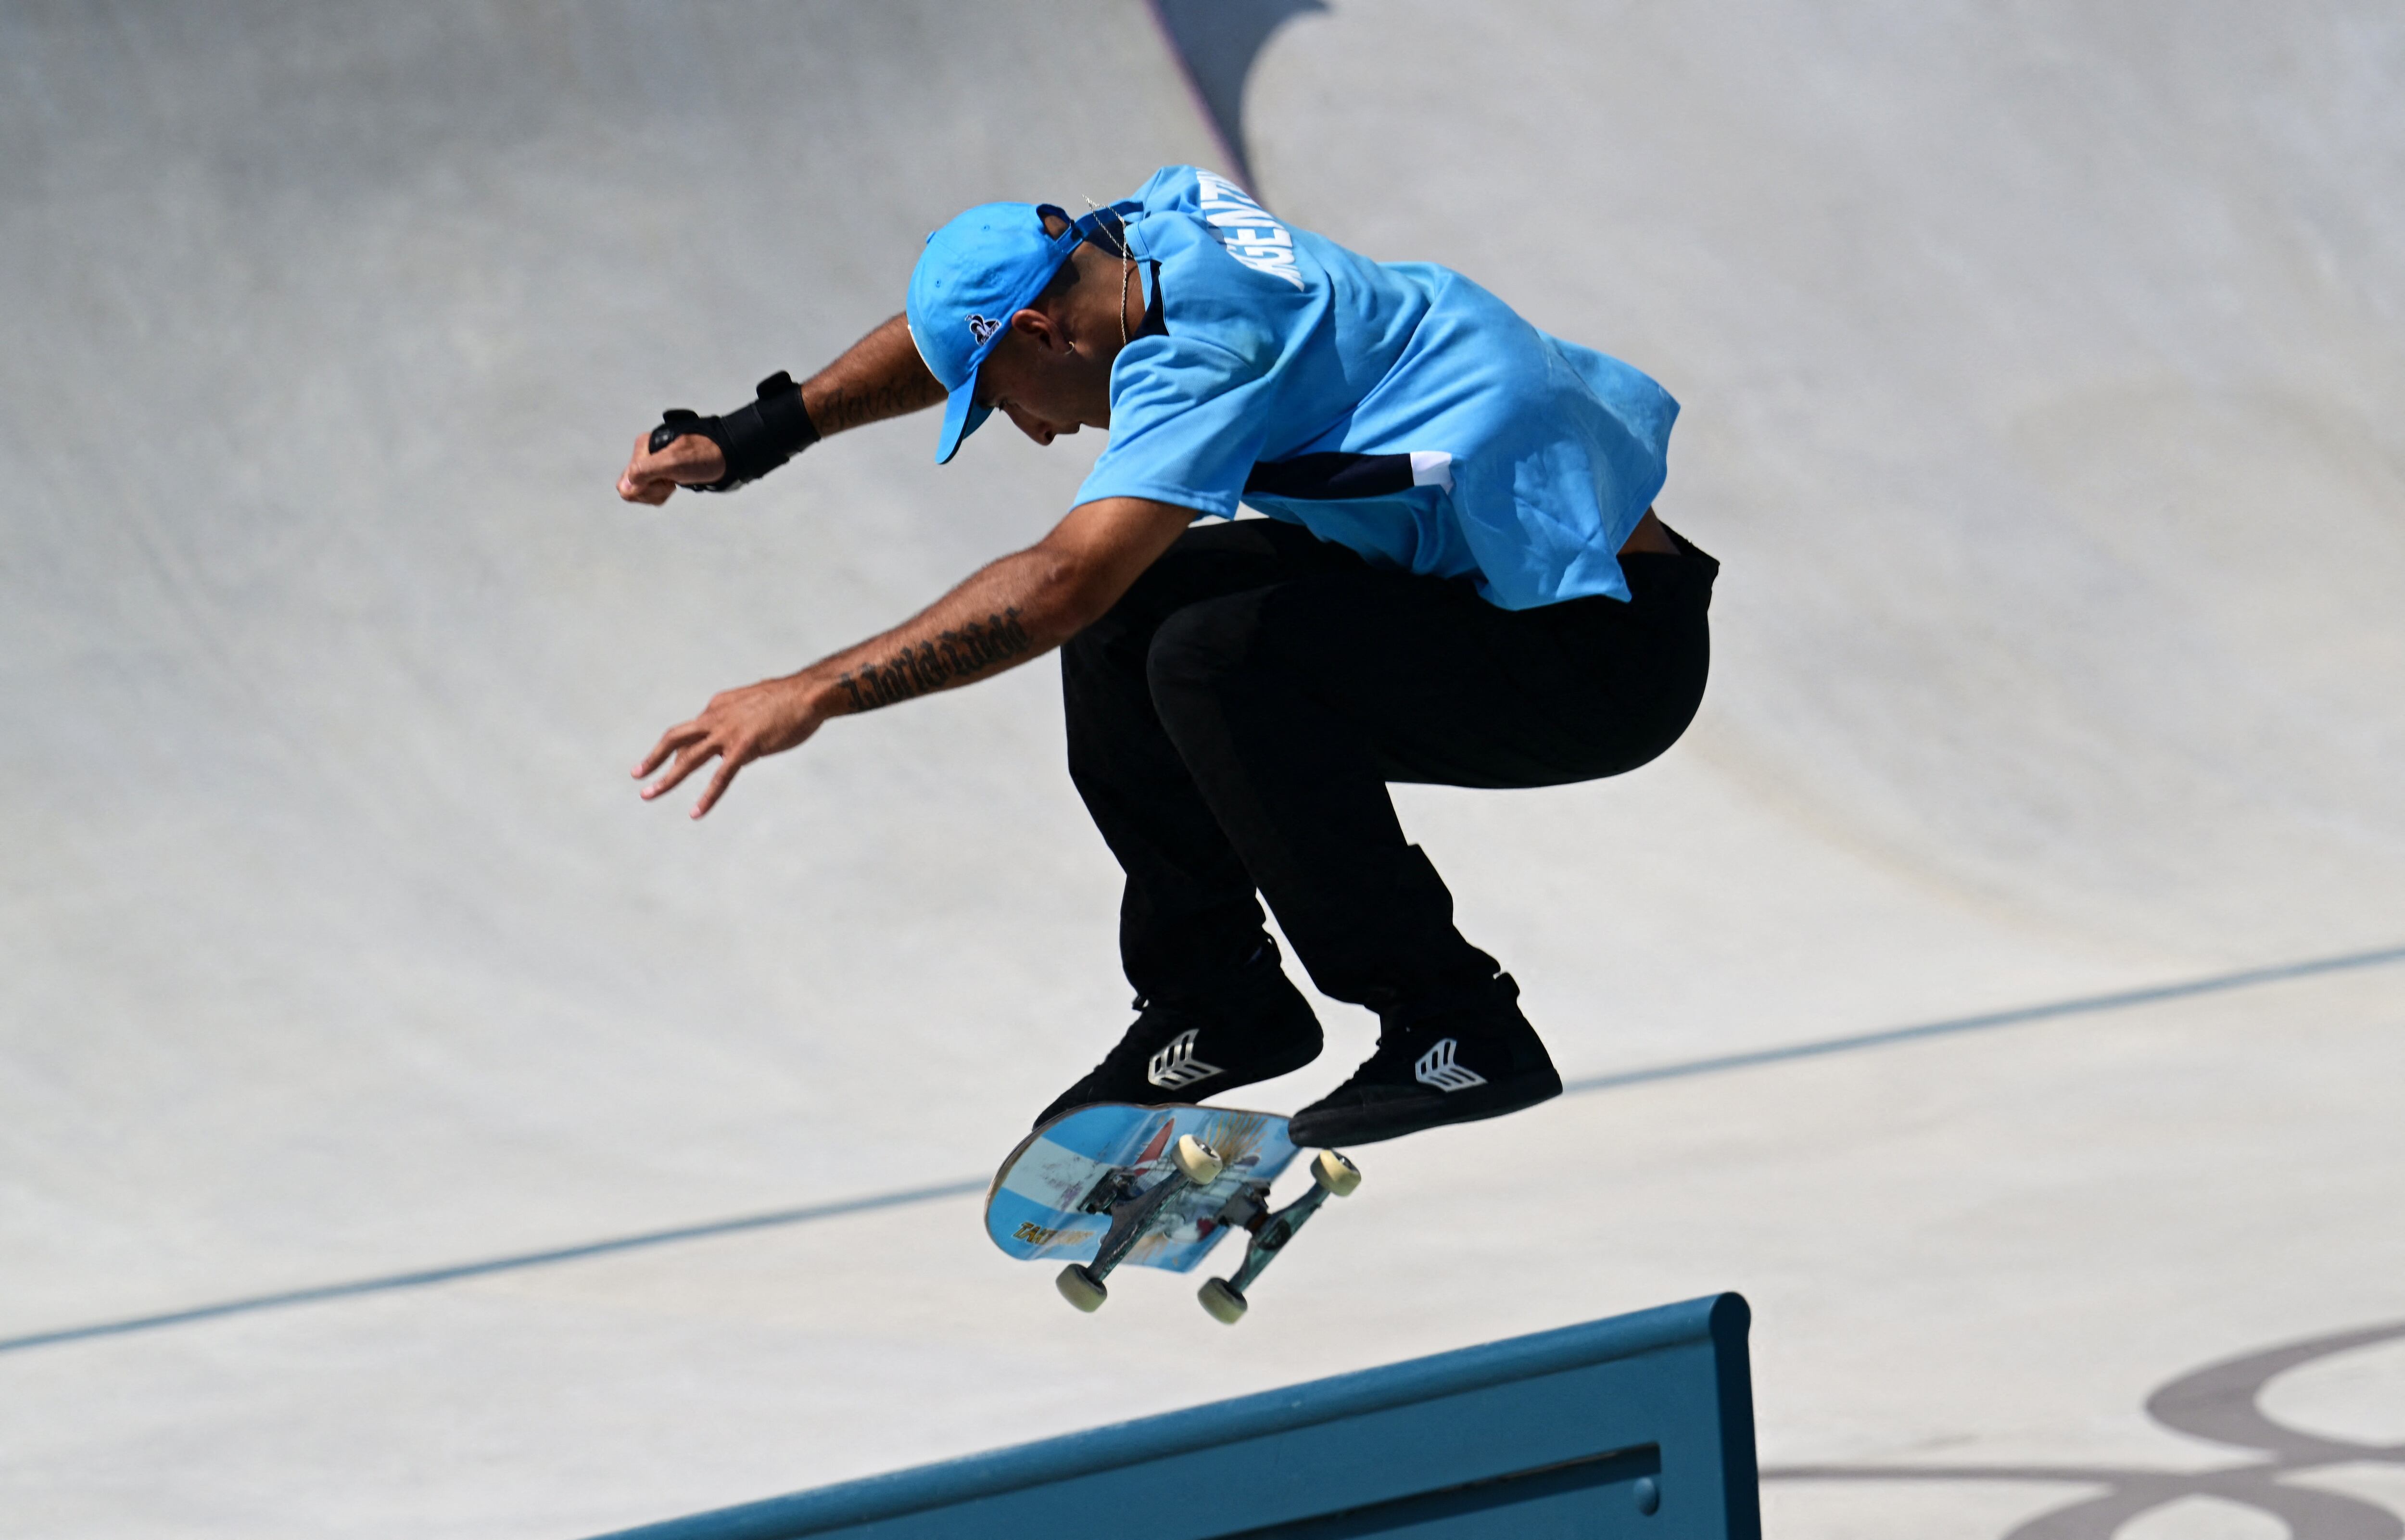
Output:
[1143, 597, 1262, 706]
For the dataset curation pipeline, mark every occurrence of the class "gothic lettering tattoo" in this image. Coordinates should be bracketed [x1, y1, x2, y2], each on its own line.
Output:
[837, 607, 1033, 711]
[817, 371, 944, 433]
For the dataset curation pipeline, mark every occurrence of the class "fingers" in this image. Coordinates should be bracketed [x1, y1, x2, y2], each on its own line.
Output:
[637, 715, 722, 800]
[639, 739, 714, 800]
[635, 720, 706, 780]
[690, 751, 747, 819]
[637, 734, 750, 819]
[635, 678, 823, 821]
[619, 432, 680, 505]
[634, 721, 754, 818]
[618, 426, 730, 502]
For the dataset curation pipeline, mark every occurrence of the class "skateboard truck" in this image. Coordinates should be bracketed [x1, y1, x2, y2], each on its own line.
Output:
[1056, 1134, 1226, 1312]
[1197, 1149, 1362, 1324]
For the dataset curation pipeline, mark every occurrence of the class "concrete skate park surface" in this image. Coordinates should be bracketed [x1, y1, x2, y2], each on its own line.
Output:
[4, 2, 2401, 1535]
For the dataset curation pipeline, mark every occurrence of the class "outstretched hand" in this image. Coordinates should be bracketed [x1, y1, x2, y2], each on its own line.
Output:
[629, 496, 1196, 820]
[636, 675, 828, 818]
[617, 429, 729, 505]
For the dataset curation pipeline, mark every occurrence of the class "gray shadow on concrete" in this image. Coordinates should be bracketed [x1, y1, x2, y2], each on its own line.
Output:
[1148, 0, 1327, 196]
[1767, 1321, 2405, 1538]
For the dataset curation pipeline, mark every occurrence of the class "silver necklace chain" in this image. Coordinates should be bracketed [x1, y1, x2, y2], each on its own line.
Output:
[1085, 198, 1135, 349]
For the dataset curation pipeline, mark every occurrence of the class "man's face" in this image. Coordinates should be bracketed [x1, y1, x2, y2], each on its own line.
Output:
[974, 305, 1113, 446]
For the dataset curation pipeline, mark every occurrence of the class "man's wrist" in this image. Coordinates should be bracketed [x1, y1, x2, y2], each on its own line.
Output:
[717, 371, 819, 484]
[648, 371, 820, 493]
[789, 669, 854, 720]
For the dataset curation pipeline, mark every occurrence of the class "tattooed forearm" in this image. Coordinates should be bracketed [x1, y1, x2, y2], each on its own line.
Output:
[812, 371, 944, 433]
[799, 314, 942, 436]
[836, 606, 1035, 711]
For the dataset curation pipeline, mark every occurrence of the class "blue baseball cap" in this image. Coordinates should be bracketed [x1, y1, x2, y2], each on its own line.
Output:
[907, 201, 1098, 465]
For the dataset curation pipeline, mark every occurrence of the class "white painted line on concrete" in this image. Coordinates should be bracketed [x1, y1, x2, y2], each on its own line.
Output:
[12, 942, 2394, 1360]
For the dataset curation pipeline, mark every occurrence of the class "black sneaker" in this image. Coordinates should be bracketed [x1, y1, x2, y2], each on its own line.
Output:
[1287, 974, 1561, 1147]
[1034, 944, 1324, 1128]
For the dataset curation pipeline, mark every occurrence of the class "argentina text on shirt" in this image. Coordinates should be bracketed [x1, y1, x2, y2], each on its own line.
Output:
[1194, 171, 1306, 289]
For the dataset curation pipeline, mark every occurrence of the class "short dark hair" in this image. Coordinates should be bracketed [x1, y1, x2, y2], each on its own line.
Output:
[1035, 252, 1081, 307]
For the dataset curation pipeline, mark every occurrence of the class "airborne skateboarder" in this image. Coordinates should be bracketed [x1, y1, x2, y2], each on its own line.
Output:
[617, 167, 1717, 1147]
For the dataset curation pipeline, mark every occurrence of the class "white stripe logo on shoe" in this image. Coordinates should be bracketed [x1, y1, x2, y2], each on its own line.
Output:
[1414, 1037, 1488, 1093]
[1147, 1029, 1224, 1090]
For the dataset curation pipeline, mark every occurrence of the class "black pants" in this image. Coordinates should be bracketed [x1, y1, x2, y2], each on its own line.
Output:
[1062, 518, 1717, 1013]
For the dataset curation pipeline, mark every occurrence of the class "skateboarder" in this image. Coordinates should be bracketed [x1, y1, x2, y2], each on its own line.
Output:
[617, 167, 1716, 1147]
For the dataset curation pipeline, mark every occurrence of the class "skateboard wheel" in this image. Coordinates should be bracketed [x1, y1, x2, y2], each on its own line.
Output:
[1171, 1134, 1225, 1187]
[1056, 1264, 1108, 1313]
[1197, 1277, 1249, 1324]
[1311, 1149, 1362, 1197]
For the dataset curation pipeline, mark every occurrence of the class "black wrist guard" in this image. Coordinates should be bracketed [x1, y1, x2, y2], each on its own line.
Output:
[648, 370, 821, 492]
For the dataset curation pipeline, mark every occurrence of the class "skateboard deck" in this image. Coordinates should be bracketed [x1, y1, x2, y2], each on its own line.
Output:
[987, 1102, 1362, 1320]
[987, 1104, 1298, 1272]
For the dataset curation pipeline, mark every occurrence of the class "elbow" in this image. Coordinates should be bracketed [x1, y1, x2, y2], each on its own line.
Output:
[1041, 554, 1125, 641]
[1066, 569, 1121, 636]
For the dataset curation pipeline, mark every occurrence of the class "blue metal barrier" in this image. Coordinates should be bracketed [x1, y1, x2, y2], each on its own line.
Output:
[587, 1291, 1759, 1540]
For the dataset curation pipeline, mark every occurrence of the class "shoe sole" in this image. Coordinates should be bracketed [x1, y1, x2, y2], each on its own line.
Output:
[1288, 1073, 1562, 1148]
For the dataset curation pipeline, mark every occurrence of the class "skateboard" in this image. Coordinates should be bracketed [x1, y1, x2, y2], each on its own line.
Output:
[985, 1103, 1362, 1323]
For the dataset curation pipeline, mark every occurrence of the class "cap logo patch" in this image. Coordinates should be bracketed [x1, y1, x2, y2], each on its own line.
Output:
[966, 313, 1002, 345]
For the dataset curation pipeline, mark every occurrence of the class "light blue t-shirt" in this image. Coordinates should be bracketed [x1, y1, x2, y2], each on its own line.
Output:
[1073, 166, 1679, 610]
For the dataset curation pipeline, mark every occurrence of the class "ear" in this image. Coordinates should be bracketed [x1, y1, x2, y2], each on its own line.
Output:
[1010, 307, 1063, 351]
